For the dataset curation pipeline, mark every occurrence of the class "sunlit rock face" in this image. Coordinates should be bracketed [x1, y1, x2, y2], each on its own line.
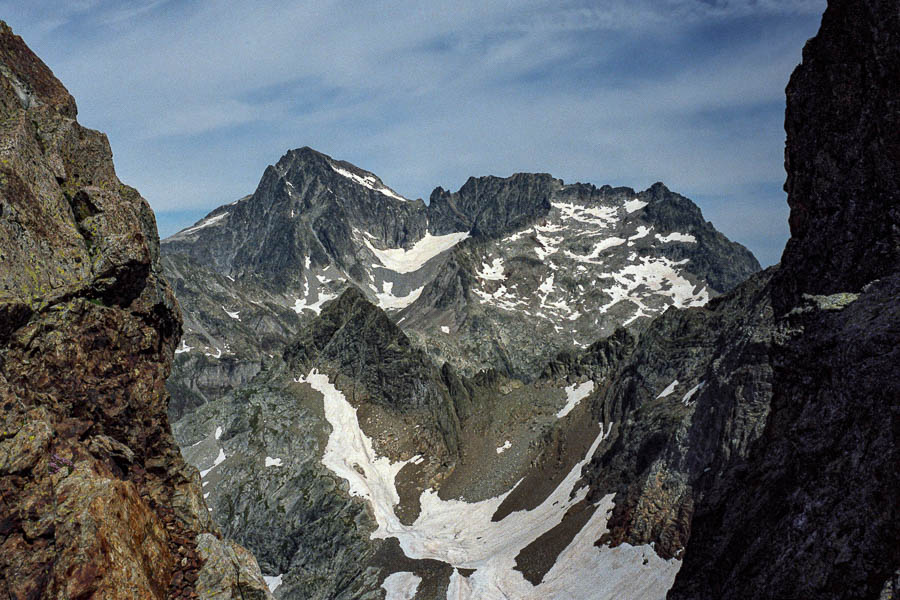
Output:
[0, 21, 271, 600]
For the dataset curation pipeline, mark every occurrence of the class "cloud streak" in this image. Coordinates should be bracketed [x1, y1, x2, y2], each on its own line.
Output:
[0, 0, 825, 265]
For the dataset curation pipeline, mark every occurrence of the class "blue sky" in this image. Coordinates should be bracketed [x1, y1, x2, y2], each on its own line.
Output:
[2, 1, 825, 266]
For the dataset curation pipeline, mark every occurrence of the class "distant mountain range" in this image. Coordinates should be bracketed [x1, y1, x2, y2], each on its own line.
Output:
[160, 147, 758, 419]
[159, 149, 768, 598]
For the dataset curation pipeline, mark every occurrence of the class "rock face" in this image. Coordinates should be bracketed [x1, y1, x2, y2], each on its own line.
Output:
[161, 147, 759, 417]
[0, 22, 271, 600]
[670, 1, 900, 598]
[775, 0, 899, 309]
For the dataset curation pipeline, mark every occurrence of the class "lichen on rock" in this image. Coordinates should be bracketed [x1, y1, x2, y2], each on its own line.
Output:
[0, 20, 271, 600]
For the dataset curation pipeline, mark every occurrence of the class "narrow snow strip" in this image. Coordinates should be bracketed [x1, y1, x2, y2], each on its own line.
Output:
[199, 448, 226, 478]
[624, 198, 648, 213]
[496, 440, 512, 454]
[657, 380, 679, 399]
[330, 163, 408, 201]
[656, 232, 697, 243]
[263, 574, 283, 592]
[556, 381, 596, 418]
[265, 457, 283, 467]
[222, 306, 240, 320]
[376, 281, 424, 310]
[175, 340, 193, 354]
[681, 382, 705, 405]
[295, 370, 413, 529]
[382, 572, 422, 600]
[180, 212, 228, 235]
[447, 570, 474, 599]
[365, 232, 470, 274]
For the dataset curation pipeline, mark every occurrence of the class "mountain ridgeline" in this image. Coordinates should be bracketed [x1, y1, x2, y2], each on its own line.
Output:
[164, 0, 899, 598]
[160, 146, 759, 419]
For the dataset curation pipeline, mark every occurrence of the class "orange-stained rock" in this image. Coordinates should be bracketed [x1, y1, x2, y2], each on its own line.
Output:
[0, 21, 272, 600]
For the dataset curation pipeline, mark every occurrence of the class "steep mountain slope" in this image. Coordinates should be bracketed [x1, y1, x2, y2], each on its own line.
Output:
[670, 0, 900, 596]
[0, 22, 271, 599]
[400, 180, 758, 377]
[170, 1, 898, 599]
[161, 148, 758, 417]
[172, 286, 685, 599]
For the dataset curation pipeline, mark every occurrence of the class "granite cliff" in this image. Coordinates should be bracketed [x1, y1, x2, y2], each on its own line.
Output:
[670, 0, 899, 596]
[0, 22, 272, 600]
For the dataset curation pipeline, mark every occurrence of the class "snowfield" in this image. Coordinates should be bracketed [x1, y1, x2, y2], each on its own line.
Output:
[296, 370, 680, 600]
[365, 232, 470, 274]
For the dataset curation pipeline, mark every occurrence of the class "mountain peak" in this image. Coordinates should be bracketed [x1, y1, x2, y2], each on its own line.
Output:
[272, 146, 410, 202]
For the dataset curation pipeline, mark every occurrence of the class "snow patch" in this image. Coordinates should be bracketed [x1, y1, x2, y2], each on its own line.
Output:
[330, 163, 408, 201]
[265, 456, 283, 467]
[629, 225, 652, 242]
[375, 281, 424, 310]
[382, 572, 422, 600]
[441, 326, 450, 334]
[552, 201, 619, 227]
[681, 382, 705, 405]
[477, 257, 506, 281]
[656, 232, 697, 243]
[657, 380, 679, 399]
[293, 291, 338, 315]
[174, 340, 193, 354]
[496, 440, 512, 454]
[556, 380, 596, 418]
[263, 574, 283, 592]
[214, 426, 223, 440]
[366, 232, 469, 274]
[624, 198, 648, 213]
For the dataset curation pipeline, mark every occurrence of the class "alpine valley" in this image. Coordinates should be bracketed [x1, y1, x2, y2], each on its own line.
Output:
[1, 0, 897, 599]
[163, 149, 759, 598]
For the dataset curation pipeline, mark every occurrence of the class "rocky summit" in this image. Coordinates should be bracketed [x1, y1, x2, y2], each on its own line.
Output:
[160, 146, 758, 419]
[165, 1, 898, 599]
[0, 22, 271, 600]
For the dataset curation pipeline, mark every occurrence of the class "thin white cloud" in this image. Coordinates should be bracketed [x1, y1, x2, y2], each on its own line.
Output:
[0, 0, 825, 265]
